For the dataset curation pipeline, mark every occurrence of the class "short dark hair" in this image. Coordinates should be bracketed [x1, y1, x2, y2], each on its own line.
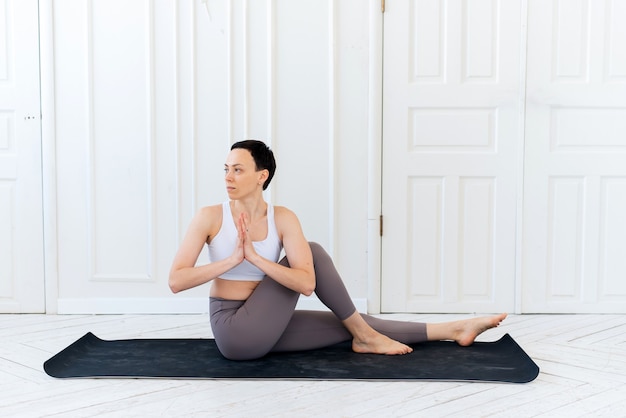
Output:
[231, 140, 276, 190]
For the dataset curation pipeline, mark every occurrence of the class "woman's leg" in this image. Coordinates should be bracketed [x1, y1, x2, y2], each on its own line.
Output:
[271, 243, 420, 354]
[208, 241, 402, 358]
[306, 242, 357, 320]
[211, 242, 506, 359]
[210, 242, 359, 360]
[271, 243, 506, 354]
[425, 313, 508, 346]
[210, 256, 301, 360]
[209, 242, 380, 359]
[270, 310, 428, 352]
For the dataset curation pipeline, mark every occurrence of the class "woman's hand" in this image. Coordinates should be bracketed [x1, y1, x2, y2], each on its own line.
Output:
[169, 205, 244, 293]
[238, 212, 259, 263]
[231, 226, 245, 265]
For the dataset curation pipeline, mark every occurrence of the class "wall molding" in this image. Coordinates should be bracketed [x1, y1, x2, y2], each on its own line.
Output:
[57, 297, 368, 315]
[39, 0, 59, 314]
[367, 0, 384, 314]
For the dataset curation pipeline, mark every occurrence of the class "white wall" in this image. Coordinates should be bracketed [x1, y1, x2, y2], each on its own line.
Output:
[36, 0, 626, 314]
[42, 0, 375, 313]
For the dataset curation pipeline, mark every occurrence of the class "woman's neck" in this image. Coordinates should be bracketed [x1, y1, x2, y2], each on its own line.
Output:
[231, 197, 267, 220]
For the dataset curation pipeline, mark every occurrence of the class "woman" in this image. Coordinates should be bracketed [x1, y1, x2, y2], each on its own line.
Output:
[169, 140, 506, 360]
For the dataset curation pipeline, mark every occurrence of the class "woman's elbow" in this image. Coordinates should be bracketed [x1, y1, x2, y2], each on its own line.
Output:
[301, 275, 316, 297]
[169, 281, 180, 294]
[168, 273, 183, 294]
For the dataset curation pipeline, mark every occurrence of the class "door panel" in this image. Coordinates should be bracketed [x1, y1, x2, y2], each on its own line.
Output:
[522, 0, 626, 313]
[52, 0, 196, 312]
[0, 0, 44, 312]
[381, 0, 521, 313]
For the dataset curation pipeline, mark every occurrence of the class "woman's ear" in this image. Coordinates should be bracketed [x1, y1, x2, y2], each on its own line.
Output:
[258, 169, 269, 185]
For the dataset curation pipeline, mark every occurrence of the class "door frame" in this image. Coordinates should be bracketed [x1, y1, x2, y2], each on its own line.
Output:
[39, 0, 59, 314]
[366, 0, 383, 314]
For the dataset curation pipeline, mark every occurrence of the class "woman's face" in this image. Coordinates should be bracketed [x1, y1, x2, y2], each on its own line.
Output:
[224, 148, 266, 198]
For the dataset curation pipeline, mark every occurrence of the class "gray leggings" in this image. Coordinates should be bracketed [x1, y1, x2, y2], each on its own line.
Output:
[209, 242, 427, 360]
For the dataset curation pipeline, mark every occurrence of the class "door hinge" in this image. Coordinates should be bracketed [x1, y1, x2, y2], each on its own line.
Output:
[381, 0, 385, 13]
[379, 214, 384, 236]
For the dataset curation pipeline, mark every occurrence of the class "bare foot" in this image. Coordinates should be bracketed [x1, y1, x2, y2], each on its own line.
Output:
[352, 332, 413, 355]
[453, 313, 507, 346]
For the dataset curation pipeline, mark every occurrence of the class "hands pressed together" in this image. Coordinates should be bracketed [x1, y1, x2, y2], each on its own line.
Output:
[232, 212, 258, 265]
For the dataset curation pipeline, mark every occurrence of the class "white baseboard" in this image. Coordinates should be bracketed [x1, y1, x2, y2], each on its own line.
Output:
[296, 297, 367, 314]
[57, 298, 211, 314]
[57, 297, 368, 315]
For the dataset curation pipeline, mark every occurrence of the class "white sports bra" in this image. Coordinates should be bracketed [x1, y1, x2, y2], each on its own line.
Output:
[207, 201, 282, 281]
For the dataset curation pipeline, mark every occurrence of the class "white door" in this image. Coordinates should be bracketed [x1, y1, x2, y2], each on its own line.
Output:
[0, 0, 44, 313]
[522, 0, 626, 313]
[51, 0, 205, 313]
[380, 0, 522, 313]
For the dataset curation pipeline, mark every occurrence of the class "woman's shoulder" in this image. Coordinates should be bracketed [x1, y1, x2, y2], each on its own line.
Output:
[189, 203, 225, 242]
[196, 203, 223, 217]
[192, 203, 224, 228]
[273, 205, 305, 242]
[273, 205, 301, 227]
[273, 205, 295, 217]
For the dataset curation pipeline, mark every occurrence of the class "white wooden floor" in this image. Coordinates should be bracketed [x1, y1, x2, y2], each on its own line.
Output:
[1, 313, 625, 418]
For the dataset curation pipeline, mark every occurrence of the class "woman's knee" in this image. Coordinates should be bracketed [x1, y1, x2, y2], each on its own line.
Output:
[308, 241, 327, 259]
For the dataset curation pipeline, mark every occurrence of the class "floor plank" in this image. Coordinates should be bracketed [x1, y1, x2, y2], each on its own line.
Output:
[1, 314, 624, 417]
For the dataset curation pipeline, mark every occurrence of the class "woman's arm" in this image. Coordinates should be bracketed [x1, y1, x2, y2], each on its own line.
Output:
[240, 207, 315, 296]
[168, 206, 243, 293]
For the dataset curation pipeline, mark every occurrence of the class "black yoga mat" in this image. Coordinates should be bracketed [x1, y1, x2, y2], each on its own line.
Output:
[44, 332, 539, 383]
